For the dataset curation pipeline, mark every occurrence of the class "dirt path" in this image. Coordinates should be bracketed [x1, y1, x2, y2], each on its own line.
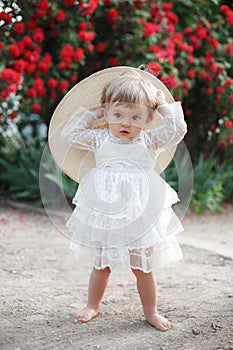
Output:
[0, 204, 233, 350]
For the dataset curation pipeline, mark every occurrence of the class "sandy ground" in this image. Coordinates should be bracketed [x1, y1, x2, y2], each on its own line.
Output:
[0, 203, 233, 350]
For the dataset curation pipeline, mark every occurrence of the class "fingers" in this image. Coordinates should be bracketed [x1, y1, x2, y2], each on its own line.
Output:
[155, 89, 166, 105]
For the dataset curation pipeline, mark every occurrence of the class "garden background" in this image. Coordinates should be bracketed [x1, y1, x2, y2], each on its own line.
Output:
[0, 0, 233, 214]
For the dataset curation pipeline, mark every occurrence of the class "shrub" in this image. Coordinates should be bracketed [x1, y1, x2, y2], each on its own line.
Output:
[0, 0, 232, 157]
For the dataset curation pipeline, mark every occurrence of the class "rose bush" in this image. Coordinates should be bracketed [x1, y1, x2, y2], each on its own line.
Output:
[0, 0, 233, 157]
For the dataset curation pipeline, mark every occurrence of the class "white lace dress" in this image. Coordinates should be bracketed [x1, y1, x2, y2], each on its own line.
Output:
[61, 102, 187, 273]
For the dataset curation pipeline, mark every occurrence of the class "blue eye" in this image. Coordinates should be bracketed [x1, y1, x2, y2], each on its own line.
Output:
[114, 113, 122, 119]
[132, 115, 140, 121]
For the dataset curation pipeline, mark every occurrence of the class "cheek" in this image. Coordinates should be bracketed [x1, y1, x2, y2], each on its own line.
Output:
[131, 126, 142, 135]
[108, 123, 119, 132]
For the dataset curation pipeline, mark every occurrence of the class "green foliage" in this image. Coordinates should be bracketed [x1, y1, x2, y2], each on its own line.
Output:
[0, 139, 45, 202]
[0, 137, 77, 205]
[189, 153, 225, 214]
[163, 152, 232, 215]
[0, 0, 233, 156]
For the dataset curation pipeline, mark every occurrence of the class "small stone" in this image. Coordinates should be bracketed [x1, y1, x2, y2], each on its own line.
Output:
[192, 329, 200, 335]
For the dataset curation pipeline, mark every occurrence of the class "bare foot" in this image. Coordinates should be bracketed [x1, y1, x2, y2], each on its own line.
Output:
[74, 305, 99, 323]
[145, 312, 171, 331]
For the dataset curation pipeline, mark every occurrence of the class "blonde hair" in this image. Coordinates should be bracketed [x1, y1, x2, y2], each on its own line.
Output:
[100, 69, 161, 120]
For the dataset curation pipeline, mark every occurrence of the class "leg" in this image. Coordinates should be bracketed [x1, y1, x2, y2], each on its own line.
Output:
[75, 267, 111, 323]
[131, 269, 171, 331]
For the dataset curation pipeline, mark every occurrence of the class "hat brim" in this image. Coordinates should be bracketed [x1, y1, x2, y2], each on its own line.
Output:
[48, 66, 176, 183]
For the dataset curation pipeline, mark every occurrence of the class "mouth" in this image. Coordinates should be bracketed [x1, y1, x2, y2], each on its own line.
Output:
[120, 130, 130, 135]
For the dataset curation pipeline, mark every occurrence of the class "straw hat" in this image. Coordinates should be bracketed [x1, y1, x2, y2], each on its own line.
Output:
[48, 66, 176, 183]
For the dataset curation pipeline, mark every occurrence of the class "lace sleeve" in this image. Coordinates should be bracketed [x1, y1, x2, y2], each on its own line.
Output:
[61, 107, 106, 151]
[145, 101, 187, 152]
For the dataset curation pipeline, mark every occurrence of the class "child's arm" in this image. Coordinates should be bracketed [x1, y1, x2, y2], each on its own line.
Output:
[61, 107, 105, 150]
[147, 101, 187, 150]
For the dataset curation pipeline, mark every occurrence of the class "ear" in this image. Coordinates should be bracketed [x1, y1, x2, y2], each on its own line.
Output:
[95, 107, 107, 119]
[102, 107, 107, 119]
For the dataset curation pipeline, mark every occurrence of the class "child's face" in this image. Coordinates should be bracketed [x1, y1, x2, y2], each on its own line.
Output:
[106, 103, 150, 139]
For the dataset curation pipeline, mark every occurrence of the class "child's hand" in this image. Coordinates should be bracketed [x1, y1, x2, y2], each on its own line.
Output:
[155, 89, 166, 106]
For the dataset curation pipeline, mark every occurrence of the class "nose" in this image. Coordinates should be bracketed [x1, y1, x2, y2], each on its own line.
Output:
[121, 117, 130, 127]
[122, 122, 130, 128]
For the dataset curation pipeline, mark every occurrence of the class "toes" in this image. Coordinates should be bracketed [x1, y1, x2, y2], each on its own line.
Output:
[74, 307, 99, 323]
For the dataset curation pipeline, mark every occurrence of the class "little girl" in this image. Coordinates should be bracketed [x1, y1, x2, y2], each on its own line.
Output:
[60, 67, 187, 331]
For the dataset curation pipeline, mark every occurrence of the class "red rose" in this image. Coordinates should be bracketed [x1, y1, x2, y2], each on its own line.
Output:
[105, 9, 120, 26]
[160, 74, 178, 88]
[228, 134, 233, 143]
[74, 47, 85, 62]
[0, 90, 10, 99]
[32, 103, 41, 113]
[0, 11, 12, 25]
[13, 60, 27, 72]
[147, 62, 161, 76]
[70, 75, 78, 83]
[187, 55, 194, 64]
[79, 21, 88, 30]
[34, 77, 46, 97]
[184, 27, 193, 36]
[216, 86, 225, 94]
[225, 77, 232, 87]
[8, 84, 18, 94]
[96, 42, 105, 53]
[55, 9, 66, 22]
[162, 3, 173, 11]
[37, 0, 49, 10]
[50, 91, 57, 100]
[78, 30, 95, 42]
[32, 28, 45, 43]
[9, 43, 22, 58]
[199, 71, 212, 83]
[225, 120, 233, 129]
[143, 22, 161, 37]
[226, 10, 233, 25]
[219, 140, 227, 150]
[27, 87, 37, 98]
[60, 44, 75, 62]
[226, 43, 233, 55]
[196, 25, 207, 39]
[188, 69, 195, 79]
[109, 57, 121, 66]
[37, 0, 49, 16]
[22, 36, 34, 49]
[25, 63, 36, 74]
[37, 60, 50, 74]
[48, 78, 58, 88]
[220, 5, 229, 13]
[209, 124, 216, 131]
[87, 44, 94, 52]
[166, 12, 178, 25]
[64, 0, 75, 6]
[205, 88, 213, 95]
[57, 81, 69, 92]
[9, 112, 18, 120]
[13, 22, 25, 33]
[1, 68, 21, 84]
[24, 50, 40, 63]
[0, 42, 3, 50]
[78, 0, 99, 16]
